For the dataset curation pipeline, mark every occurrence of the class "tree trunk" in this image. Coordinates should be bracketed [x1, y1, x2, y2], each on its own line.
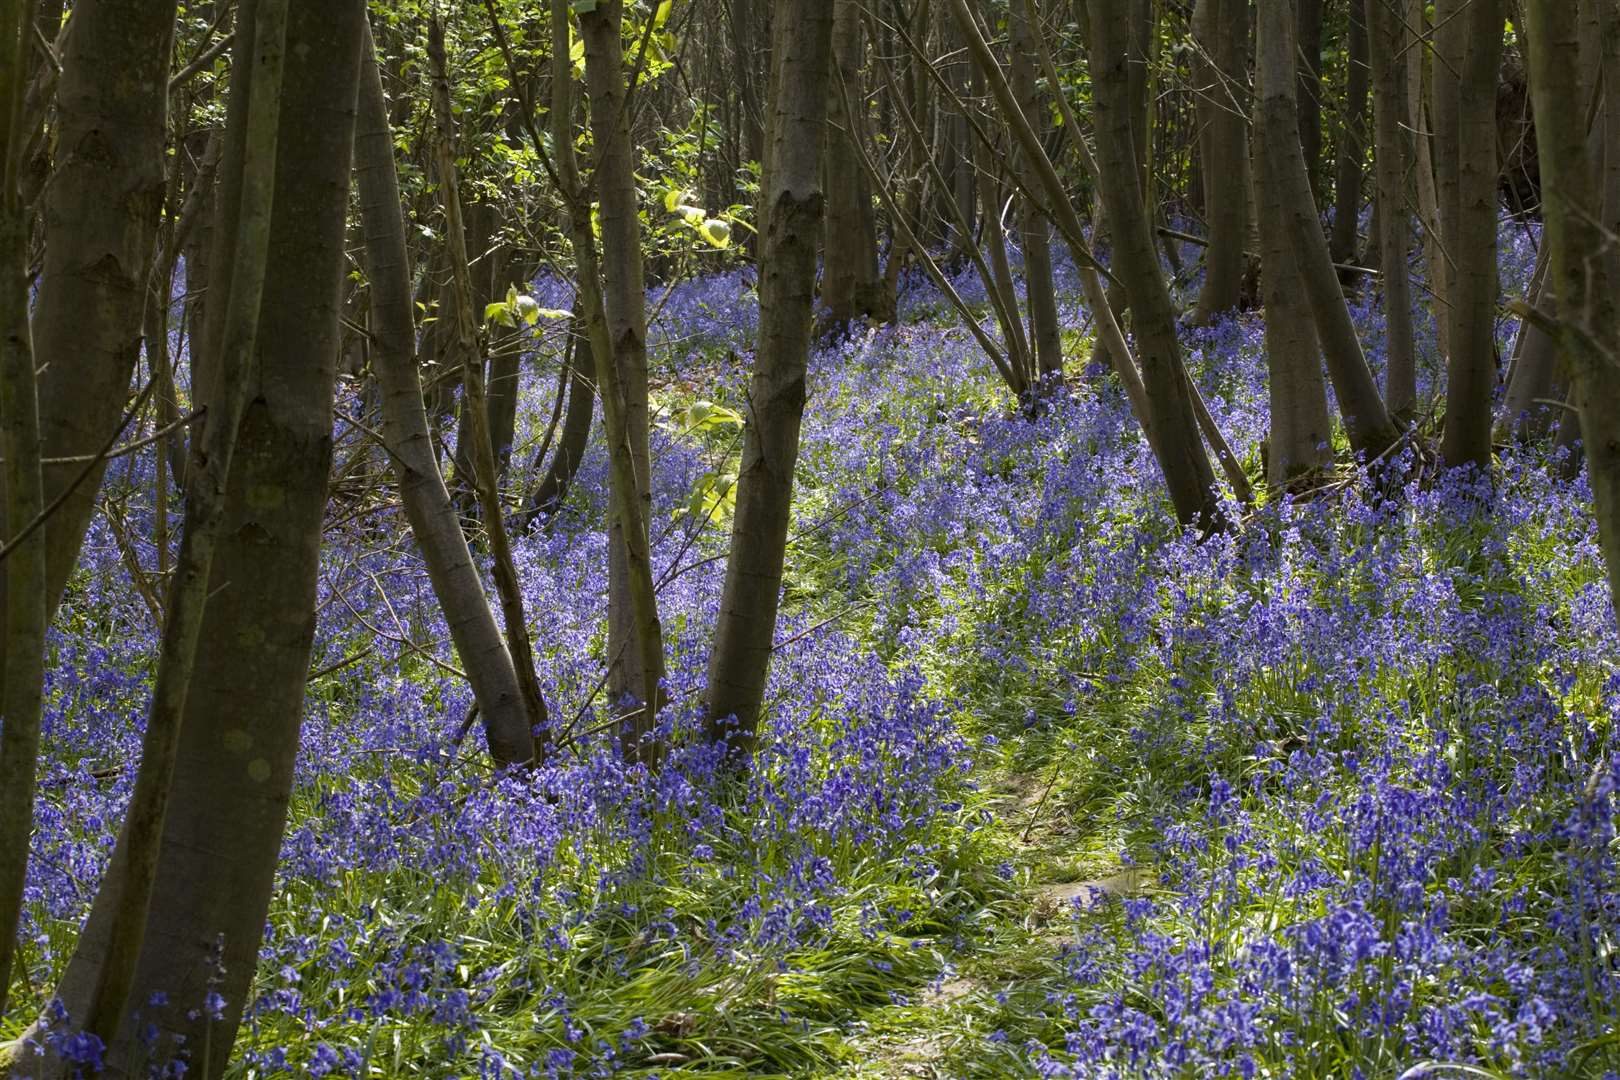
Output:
[821, 0, 889, 330]
[975, 126, 1034, 396]
[1329, 0, 1369, 278]
[356, 23, 536, 767]
[1189, 0, 1252, 324]
[14, 5, 366, 1074]
[1524, 0, 1620, 629]
[30, 0, 176, 623]
[1439, 0, 1505, 471]
[1295, 0, 1325, 195]
[1253, 48, 1334, 489]
[526, 324, 596, 523]
[0, 0, 48, 1022]
[1255, 0, 1400, 462]
[427, 18, 550, 756]
[578, 0, 663, 739]
[1367, 0, 1417, 418]
[562, 0, 666, 764]
[1009, 0, 1063, 381]
[1087, 0, 1222, 528]
[1408, 7, 1449, 363]
[1499, 240, 1564, 438]
[705, 0, 836, 765]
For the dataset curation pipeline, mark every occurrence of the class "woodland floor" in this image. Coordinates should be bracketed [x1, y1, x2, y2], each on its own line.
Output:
[16, 232, 1620, 1077]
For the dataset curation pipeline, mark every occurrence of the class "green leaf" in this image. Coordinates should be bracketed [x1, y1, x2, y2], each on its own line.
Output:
[484, 301, 515, 329]
[698, 218, 732, 248]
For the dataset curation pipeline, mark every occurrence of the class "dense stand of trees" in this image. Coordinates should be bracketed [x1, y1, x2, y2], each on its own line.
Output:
[0, 0, 1617, 1074]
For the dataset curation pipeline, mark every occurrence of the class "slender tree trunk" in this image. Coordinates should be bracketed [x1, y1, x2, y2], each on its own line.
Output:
[1087, 0, 1222, 528]
[1253, 42, 1333, 489]
[1255, 0, 1400, 461]
[1499, 241, 1564, 438]
[1189, 0, 1251, 324]
[822, 0, 888, 330]
[0, 0, 46, 1022]
[526, 324, 596, 523]
[1439, 0, 1505, 470]
[558, 0, 665, 765]
[30, 0, 176, 622]
[356, 23, 536, 767]
[976, 130, 1034, 396]
[1409, 8, 1449, 363]
[1329, 0, 1369, 277]
[705, 0, 836, 765]
[1009, 0, 1063, 381]
[427, 18, 550, 756]
[77, 0, 291, 1047]
[1367, 0, 1417, 418]
[13, 6, 366, 1076]
[1525, 0, 1620, 628]
[1295, 0, 1325, 195]
[579, 0, 663, 740]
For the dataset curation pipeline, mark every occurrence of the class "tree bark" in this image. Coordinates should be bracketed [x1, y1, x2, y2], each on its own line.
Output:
[30, 0, 176, 623]
[1189, 0, 1252, 324]
[705, 0, 836, 765]
[427, 17, 551, 759]
[821, 0, 889, 330]
[1255, 0, 1400, 462]
[1408, 6, 1449, 363]
[559, 0, 666, 765]
[14, 5, 366, 1075]
[1009, 0, 1063, 380]
[1439, 0, 1505, 471]
[1295, 0, 1325, 194]
[1367, 0, 1417, 418]
[1087, 0, 1222, 528]
[356, 23, 536, 767]
[1525, 0, 1620, 629]
[1253, 44, 1333, 489]
[526, 325, 596, 523]
[0, 0, 47, 1022]
[1328, 0, 1369, 278]
[578, 0, 663, 739]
